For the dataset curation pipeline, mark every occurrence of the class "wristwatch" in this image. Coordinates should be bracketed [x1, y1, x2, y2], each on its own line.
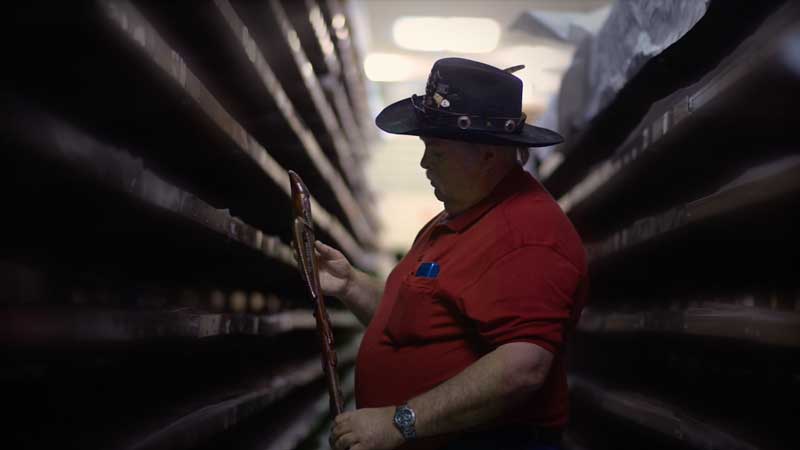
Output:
[393, 404, 417, 440]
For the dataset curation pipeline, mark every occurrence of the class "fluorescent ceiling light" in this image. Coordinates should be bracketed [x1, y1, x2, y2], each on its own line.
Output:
[392, 17, 501, 53]
[496, 45, 573, 76]
[364, 53, 428, 82]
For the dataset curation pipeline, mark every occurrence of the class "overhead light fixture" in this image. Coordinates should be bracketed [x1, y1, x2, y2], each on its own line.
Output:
[363, 53, 428, 82]
[499, 45, 573, 72]
[392, 17, 501, 53]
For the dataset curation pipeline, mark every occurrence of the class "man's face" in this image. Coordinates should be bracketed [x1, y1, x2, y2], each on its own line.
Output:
[419, 137, 485, 213]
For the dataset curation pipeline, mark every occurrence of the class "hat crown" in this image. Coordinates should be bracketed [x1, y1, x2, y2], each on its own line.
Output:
[373, 57, 564, 148]
[424, 58, 522, 117]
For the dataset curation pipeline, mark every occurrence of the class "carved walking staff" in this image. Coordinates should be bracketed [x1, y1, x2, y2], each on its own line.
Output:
[289, 170, 345, 418]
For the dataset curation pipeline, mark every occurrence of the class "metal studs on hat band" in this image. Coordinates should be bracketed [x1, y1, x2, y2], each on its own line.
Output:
[457, 116, 471, 129]
[504, 119, 516, 132]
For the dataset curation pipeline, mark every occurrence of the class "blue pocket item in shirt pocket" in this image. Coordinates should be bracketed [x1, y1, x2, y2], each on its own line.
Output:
[415, 262, 440, 278]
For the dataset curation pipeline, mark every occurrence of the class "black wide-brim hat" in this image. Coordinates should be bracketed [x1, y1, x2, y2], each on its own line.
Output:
[376, 57, 563, 147]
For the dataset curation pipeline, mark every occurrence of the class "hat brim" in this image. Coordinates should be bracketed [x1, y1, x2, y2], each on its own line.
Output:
[375, 97, 563, 148]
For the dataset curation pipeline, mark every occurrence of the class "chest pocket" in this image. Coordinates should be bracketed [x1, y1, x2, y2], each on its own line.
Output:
[384, 275, 445, 346]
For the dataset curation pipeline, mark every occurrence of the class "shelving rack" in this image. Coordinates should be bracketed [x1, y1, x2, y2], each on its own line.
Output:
[537, 2, 800, 449]
[2, 1, 374, 448]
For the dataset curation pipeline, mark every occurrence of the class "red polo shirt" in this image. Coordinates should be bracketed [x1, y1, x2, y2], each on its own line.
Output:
[355, 165, 588, 433]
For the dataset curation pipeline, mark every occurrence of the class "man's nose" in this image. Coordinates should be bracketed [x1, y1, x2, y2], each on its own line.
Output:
[420, 149, 431, 169]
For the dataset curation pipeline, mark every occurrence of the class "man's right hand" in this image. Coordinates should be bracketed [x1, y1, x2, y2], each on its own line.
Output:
[292, 239, 381, 326]
[292, 239, 353, 300]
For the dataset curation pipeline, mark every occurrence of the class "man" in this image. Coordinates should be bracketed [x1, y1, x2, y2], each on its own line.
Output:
[311, 58, 588, 450]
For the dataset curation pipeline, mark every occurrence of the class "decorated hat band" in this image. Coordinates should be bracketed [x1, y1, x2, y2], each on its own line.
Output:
[411, 94, 527, 134]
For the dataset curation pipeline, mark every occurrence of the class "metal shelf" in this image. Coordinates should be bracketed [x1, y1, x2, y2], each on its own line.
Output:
[121, 338, 359, 450]
[540, 0, 792, 199]
[569, 375, 760, 450]
[578, 300, 800, 347]
[282, 0, 379, 231]
[100, 0, 372, 267]
[0, 308, 360, 344]
[283, 0, 367, 159]
[586, 156, 800, 263]
[134, 0, 377, 250]
[567, 319, 799, 450]
[557, 11, 800, 236]
[0, 100, 301, 290]
[1, 3, 375, 449]
[5, 328, 361, 449]
[267, 0, 377, 231]
[200, 367, 357, 450]
[321, 0, 374, 141]
[265, 368, 356, 450]
[527, 4, 800, 450]
[228, 0, 363, 197]
[1, 2, 373, 270]
[269, 0, 374, 229]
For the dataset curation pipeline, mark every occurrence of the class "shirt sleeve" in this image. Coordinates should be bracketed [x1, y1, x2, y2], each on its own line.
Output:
[457, 245, 582, 354]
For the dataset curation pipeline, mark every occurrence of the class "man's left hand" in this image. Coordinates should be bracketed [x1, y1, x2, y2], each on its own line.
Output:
[330, 406, 404, 450]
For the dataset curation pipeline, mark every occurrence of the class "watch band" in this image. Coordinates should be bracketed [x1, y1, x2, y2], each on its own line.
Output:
[393, 404, 417, 440]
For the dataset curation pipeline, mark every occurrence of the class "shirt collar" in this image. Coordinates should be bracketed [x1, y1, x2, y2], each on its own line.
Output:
[435, 165, 532, 233]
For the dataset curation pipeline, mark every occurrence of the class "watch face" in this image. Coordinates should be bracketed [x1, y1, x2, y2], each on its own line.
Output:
[396, 408, 414, 427]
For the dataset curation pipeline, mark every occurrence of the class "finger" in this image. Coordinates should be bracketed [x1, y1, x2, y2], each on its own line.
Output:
[315, 240, 339, 256]
[331, 417, 350, 440]
[330, 430, 344, 450]
[333, 411, 350, 424]
[313, 243, 331, 263]
[330, 422, 345, 441]
[334, 431, 356, 450]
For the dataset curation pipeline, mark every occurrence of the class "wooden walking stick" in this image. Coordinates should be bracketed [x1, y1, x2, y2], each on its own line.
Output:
[289, 170, 345, 418]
